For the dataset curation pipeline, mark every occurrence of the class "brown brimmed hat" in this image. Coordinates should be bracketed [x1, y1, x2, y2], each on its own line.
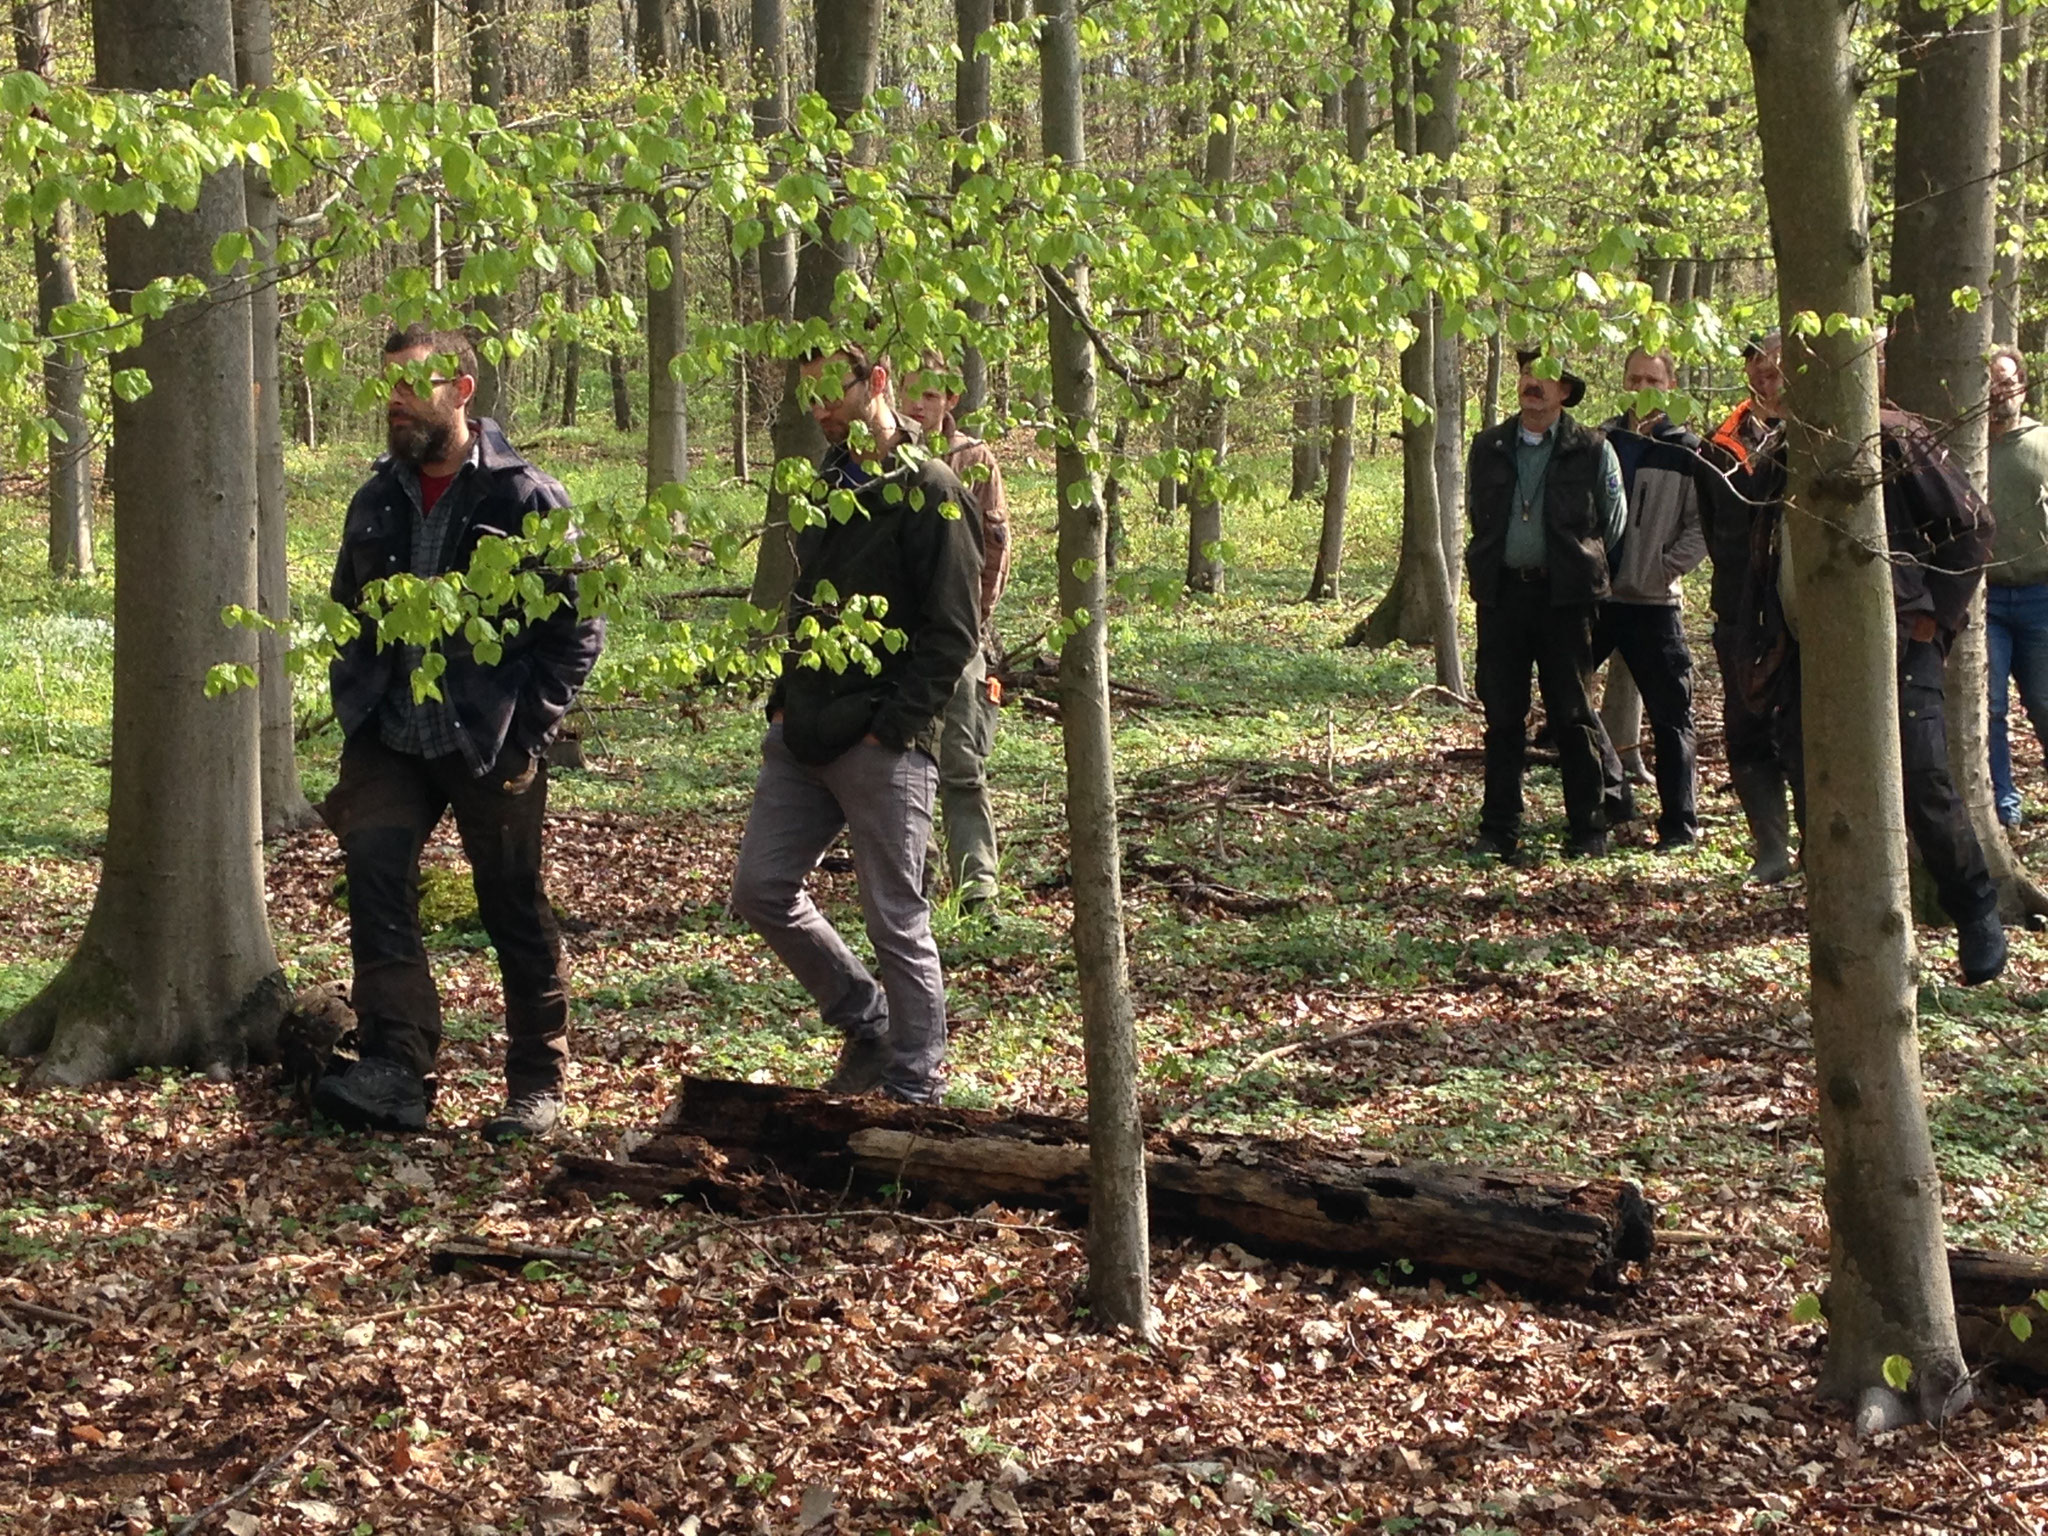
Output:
[1515, 348, 1586, 410]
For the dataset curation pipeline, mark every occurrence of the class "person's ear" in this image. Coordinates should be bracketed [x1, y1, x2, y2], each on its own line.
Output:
[868, 362, 889, 401]
[454, 371, 477, 408]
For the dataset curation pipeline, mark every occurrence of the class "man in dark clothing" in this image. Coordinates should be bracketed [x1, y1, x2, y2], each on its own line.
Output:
[729, 343, 984, 1104]
[1465, 349, 1629, 860]
[1702, 332, 1798, 883]
[313, 325, 604, 1140]
[1738, 372, 2006, 985]
[1592, 348, 1709, 849]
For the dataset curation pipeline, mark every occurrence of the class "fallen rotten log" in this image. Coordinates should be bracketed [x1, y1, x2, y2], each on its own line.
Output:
[1950, 1247, 2048, 1377]
[550, 1077, 1656, 1296]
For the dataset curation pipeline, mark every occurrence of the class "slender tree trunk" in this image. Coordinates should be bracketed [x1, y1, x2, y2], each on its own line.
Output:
[749, 0, 880, 614]
[640, 0, 691, 495]
[954, 0, 993, 417]
[1289, 388, 1324, 501]
[559, 276, 582, 428]
[465, 0, 512, 426]
[1183, 2, 1235, 595]
[4, 0, 288, 1083]
[751, 0, 795, 327]
[14, 0, 93, 578]
[1308, 394, 1357, 602]
[1893, 1, 2048, 919]
[416, 0, 444, 283]
[1433, 293, 1465, 624]
[232, 0, 314, 836]
[1038, 0, 1153, 1343]
[1746, 0, 1967, 1424]
[593, 240, 635, 431]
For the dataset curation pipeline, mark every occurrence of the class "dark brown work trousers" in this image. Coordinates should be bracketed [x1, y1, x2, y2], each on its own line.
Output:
[320, 731, 569, 1095]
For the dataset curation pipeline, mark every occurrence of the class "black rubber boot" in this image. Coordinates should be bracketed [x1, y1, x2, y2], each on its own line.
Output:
[1732, 762, 1795, 885]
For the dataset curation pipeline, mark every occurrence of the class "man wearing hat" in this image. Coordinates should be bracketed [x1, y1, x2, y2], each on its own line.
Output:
[1463, 349, 1628, 859]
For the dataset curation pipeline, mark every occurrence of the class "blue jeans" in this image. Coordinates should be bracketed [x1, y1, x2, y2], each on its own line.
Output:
[1987, 583, 2048, 824]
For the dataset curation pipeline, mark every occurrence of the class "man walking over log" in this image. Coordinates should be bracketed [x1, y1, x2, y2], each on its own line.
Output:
[314, 325, 603, 1140]
[1591, 347, 1708, 850]
[1465, 348, 1628, 861]
[901, 352, 1010, 913]
[730, 340, 985, 1103]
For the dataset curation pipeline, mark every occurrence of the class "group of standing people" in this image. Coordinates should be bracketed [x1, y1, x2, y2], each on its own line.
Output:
[1465, 333, 2035, 988]
[311, 325, 1006, 1136]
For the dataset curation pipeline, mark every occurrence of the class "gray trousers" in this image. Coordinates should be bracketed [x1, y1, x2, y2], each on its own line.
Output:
[938, 649, 1000, 902]
[731, 723, 946, 1093]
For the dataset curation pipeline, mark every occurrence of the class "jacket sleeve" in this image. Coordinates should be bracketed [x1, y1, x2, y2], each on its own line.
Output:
[868, 471, 985, 751]
[1597, 440, 1628, 553]
[1895, 424, 1993, 635]
[512, 475, 606, 751]
[1665, 474, 1709, 579]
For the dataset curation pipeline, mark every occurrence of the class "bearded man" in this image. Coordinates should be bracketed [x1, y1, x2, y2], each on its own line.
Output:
[312, 324, 604, 1140]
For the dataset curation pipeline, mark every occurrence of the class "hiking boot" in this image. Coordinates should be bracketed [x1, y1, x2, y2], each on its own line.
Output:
[1468, 829, 1518, 861]
[1654, 827, 1697, 854]
[1958, 910, 2009, 987]
[1565, 831, 1610, 859]
[481, 1090, 564, 1144]
[881, 1076, 944, 1106]
[1733, 762, 1795, 885]
[1603, 787, 1640, 827]
[314, 1056, 429, 1133]
[824, 1031, 890, 1095]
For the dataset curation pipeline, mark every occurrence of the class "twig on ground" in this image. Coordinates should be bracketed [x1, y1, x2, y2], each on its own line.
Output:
[0, 1292, 94, 1329]
[170, 1417, 333, 1536]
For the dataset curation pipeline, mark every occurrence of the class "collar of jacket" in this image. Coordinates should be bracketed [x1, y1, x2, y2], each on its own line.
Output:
[1600, 412, 1696, 447]
[1488, 410, 1592, 456]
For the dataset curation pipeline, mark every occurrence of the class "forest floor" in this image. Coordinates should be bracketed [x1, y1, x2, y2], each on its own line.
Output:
[5, 431, 2048, 1533]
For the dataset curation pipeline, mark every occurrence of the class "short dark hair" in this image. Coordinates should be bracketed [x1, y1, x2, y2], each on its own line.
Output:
[1625, 346, 1678, 383]
[798, 340, 875, 382]
[384, 323, 478, 381]
[1991, 345, 2029, 388]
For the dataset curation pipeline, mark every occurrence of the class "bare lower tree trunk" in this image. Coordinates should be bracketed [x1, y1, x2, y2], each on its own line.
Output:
[593, 241, 634, 431]
[233, 0, 314, 837]
[4, 0, 288, 1084]
[1433, 294, 1465, 623]
[1994, 4, 2030, 343]
[1892, 0, 2048, 919]
[1307, 393, 1356, 601]
[953, 0, 992, 417]
[1039, 0, 1152, 1343]
[749, 0, 880, 614]
[1183, 6, 1235, 596]
[15, 1, 93, 578]
[640, 0, 690, 495]
[1290, 382, 1324, 500]
[1747, 0, 1967, 1425]
[464, 0, 512, 426]
[416, 0, 444, 282]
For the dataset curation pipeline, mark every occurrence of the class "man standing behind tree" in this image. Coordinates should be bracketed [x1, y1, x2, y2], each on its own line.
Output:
[314, 325, 603, 1140]
[1464, 349, 1628, 860]
[1702, 332, 1798, 882]
[901, 353, 1010, 912]
[1985, 346, 2048, 828]
[729, 342, 984, 1103]
[1591, 348, 1708, 849]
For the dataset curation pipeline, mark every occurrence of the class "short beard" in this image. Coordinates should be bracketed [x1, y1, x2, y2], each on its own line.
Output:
[387, 415, 452, 467]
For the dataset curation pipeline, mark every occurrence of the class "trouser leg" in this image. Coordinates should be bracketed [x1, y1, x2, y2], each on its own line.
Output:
[1898, 636, 1998, 924]
[1612, 604, 1698, 841]
[730, 725, 889, 1042]
[1533, 600, 1610, 838]
[445, 750, 569, 1097]
[1987, 590, 2021, 823]
[321, 731, 448, 1081]
[822, 741, 947, 1094]
[1599, 656, 1649, 783]
[1475, 596, 1535, 844]
[1587, 610, 1632, 816]
[1998, 585, 2048, 821]
[938, 650, 1000, 903]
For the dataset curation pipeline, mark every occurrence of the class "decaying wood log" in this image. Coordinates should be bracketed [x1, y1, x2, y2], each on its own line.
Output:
[549, 1077, 1656, 1295]
[1950, 1247, 2048, 1377]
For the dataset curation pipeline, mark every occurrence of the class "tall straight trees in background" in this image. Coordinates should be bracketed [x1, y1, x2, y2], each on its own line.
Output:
[14, 0, 92, 578]
[1745, 0, 1967, 1424]
[1891, 1, 2048, 919]
[3, 0, 286, 1083]
[639, 0, 690, 496]
[463, 0, 512, 424]
[1038, 0, 1153, 1342]
[1183, 1, 1235, 596]
[749, 0, 882, 614]
[952, 0, 993, 416]
[1306, 3, 1369, 602]
[234, 0, 314, 836]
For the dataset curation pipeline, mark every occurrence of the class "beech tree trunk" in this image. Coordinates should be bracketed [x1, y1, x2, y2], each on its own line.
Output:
[233, 0, 314, 838]
[953, 0, 993, 417]
[1040, 0, 1153, 1340]
[1746, 0, 1967, 1423]
[3, 0, 288, 1084]
[15, 1, 93, 579]
[1433, 292, 1465, 620]
[1306, 16, 1368, 604]
[1892, 3, 2048, 921]
[639, 0, 690, 496]
[748, 0, 879, 614]
[464, 0, 512, 427]
[415, 0, 444, 282]
[1183, 4, 1235, 596]
[593, 240, 635, 431]
[1994, 4, 2029, 343]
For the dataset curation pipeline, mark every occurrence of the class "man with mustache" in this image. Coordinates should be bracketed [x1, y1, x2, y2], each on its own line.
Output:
[314, 324, 603, 1140]
[728, 341, 984, 1103]
[1464, 348, 1629, 860]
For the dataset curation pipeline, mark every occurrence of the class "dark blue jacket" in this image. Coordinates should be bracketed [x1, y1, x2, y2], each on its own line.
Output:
[328, 419, 604, 776]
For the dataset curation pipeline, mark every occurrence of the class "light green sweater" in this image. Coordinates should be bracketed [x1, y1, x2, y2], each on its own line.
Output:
[1990, 416, 2048, 588]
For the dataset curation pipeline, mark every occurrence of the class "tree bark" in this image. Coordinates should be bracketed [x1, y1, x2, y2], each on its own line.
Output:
[4, 0, 288, 1083]
[1994, 4, 2029, 343]
[1040, 0, 1153, 1341]
[1746, 0, 1967, 1423]
[953, 0, 993, 418]
[1182, 3, 1235, 596]
[639, 0, 691, 496]
[561, 1078, 1656, 1297]
[1433, 292, 1465, 622]
[593, 239, 635, 430]
[416, 0, 444, 283]
[14, 0, 93, 579]
[748, 0, 880, 615]
[1892, 1, 2048, 920]
[464, 0, 512, 427]
[1307, 15, 1369, 604]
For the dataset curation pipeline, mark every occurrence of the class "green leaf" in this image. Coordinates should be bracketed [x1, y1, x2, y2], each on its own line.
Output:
[0, 69, 51, 115]
[1881, 1354, 1913, 1392]
[1202, 12, 1229, 43]
[111, 368, 152, 403]
[1789, 1293, 1823, 1325]
[2010, 1311, 2034, 1344]
[211, 230, 253, 273]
